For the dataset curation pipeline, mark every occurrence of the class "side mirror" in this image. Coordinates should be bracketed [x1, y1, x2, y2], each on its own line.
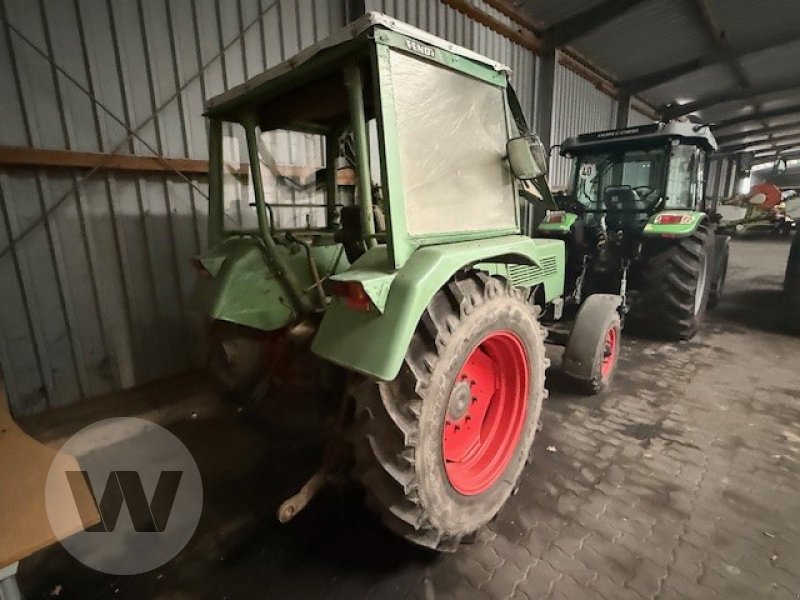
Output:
[507, 134, 548, 180]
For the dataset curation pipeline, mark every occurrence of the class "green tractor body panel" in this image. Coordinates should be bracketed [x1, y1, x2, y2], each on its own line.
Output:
[536, 212, 579, 234]
[189, 237, 348, 331]
[642, 210, 707, 237]
[311, 235, 564, 381]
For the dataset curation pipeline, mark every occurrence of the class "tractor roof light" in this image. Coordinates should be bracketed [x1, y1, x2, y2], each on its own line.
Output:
[328, 280, 372, 312]
[654, 213, 692, 225]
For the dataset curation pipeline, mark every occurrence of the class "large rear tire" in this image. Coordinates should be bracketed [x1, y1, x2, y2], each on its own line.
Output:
[351, 272, 547, 551]
[633, 223, 713, 340]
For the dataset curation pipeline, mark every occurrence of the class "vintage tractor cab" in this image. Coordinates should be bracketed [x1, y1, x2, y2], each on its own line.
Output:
[190, 13, 620, 551]
[538, 121, 730, 339]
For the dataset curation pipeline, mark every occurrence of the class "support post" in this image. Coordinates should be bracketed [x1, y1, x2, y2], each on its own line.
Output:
[242, 114, 306, 313]
[534, 50, 556, 153]
[344, 64, 376, 248]
[615, 94, 631, 129]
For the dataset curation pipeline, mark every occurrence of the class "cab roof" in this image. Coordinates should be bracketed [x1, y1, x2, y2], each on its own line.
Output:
[561, 120, 719, 155]
[205, 12, 511, 116]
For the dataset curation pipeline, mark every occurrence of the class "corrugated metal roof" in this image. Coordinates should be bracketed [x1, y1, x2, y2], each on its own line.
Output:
[515, 0, 607, 28]
[707, 0, 799, 46]
[570, 0, 717, 81]
[739, 39, 800, 88]
[643, 64, 737, 110]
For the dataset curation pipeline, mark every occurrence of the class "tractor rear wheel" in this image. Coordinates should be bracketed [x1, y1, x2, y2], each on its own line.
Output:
[634, 223, 713, 340]
[350, 272, 547, 551]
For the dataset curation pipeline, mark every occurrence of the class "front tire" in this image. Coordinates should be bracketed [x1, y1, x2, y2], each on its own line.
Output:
[351, 272, 547, 551]
[633, 223, 713, 340]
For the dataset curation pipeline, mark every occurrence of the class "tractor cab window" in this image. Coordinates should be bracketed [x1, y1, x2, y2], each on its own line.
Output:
[220, 122, 328, 232]
[664, 144, 699, 209]
[574, 148, 667, 213]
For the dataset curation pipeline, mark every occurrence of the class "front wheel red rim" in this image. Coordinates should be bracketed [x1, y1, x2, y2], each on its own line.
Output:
[600, 327, 618, 379]
[442, 331, 529, 496]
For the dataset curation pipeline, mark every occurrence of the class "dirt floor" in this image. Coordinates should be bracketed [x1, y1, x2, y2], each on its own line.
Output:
[15, 236, 800, 600]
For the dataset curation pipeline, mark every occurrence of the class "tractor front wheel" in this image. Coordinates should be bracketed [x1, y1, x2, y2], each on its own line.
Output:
[351, 272, 547, 551]
[633, 223, 713, 340]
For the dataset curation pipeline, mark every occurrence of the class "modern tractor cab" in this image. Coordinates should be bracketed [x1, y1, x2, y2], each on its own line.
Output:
[561, 121, 718, 232]
[538, 121, 729, 340]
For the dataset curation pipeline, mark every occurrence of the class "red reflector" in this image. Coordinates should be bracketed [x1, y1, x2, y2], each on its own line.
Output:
[545, 211, 566, 224]
[189, 256, 212, 279]
[329, 280, 371, 312]
[654, 213, 691, 225]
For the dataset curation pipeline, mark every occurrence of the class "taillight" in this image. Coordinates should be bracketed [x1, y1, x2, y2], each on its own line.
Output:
[329, 280, 371, 312]
[190, 256, 212, 279]
[545, 211, 566, 224]
[654, 213, 692, 225]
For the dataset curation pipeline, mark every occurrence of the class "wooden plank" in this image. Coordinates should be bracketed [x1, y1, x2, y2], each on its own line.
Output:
[0, 145, 356, 184]
[0, 379, 99, 568]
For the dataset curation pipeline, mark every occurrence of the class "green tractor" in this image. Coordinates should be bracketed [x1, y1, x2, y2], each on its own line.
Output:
[786, 233, 800, 327]
[537, 122, 730, 340]
[189, 13, 621, 550]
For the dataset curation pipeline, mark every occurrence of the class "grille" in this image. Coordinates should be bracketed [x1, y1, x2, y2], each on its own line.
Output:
[508, 256, 558, 288]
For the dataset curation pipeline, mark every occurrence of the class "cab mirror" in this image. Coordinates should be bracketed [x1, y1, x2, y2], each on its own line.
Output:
[507, 134, 548, 180]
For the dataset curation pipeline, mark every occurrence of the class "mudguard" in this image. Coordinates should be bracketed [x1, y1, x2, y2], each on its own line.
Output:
[536, 212, 579, 234]
[562, 294, 621, 381]
[642, 210, 707, 237]
[188, 237, 347, 331]
[712, 232, 730, 285]
[311, 234, 565, 381]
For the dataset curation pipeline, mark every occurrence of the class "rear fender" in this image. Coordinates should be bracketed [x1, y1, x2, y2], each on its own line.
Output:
[311, 235, 565, 381]
[536, 211, 579, 234]
[562, 294, 621, 380]
[188, 237, 347, 331]
[712, 232, 730, 282]
[642, 210, 708, 238]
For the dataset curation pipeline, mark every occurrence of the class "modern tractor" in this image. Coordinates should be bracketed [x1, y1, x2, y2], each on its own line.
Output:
[537, 121, 730, 340]
[189, 13, 621, 551]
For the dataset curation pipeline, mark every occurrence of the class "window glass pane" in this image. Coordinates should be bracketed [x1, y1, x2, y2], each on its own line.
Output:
[390, 50, 515, 236]
[665, 145, 695, 209]
[221, 124, 327, 232]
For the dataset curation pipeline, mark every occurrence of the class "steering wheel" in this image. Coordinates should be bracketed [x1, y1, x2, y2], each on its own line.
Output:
[633, 186, 653, 197]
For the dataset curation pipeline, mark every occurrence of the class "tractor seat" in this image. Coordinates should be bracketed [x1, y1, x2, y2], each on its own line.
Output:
[603, 186, 644, 212]
[603, 186, 648, 230]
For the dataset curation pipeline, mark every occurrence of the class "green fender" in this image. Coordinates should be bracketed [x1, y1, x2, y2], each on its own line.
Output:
[642, 210, 708, 237]
[188, 237, 347, 331]
[536, 211, 579, 234]
[311, 234, 565, 381]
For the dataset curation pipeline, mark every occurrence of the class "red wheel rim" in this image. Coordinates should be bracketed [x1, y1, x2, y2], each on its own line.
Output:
[442, 331, 529, 496]
[600, 327, 617, 379]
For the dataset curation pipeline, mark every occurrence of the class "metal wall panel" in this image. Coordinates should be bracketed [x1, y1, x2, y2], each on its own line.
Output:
[0, 0, 345, 415]
[628, 109, 654, 127]
[549, 58, 616, 188]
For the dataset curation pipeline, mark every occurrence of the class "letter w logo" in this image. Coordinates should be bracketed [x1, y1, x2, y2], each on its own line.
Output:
[66, 471, 182, 533]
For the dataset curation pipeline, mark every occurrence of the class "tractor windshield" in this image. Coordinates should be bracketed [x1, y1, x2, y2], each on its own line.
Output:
[220, 122, 329, 232]
[573, 147, 668, 213]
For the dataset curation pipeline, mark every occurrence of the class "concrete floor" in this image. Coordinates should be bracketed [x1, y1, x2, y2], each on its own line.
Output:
[16, 236, 800, 600]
